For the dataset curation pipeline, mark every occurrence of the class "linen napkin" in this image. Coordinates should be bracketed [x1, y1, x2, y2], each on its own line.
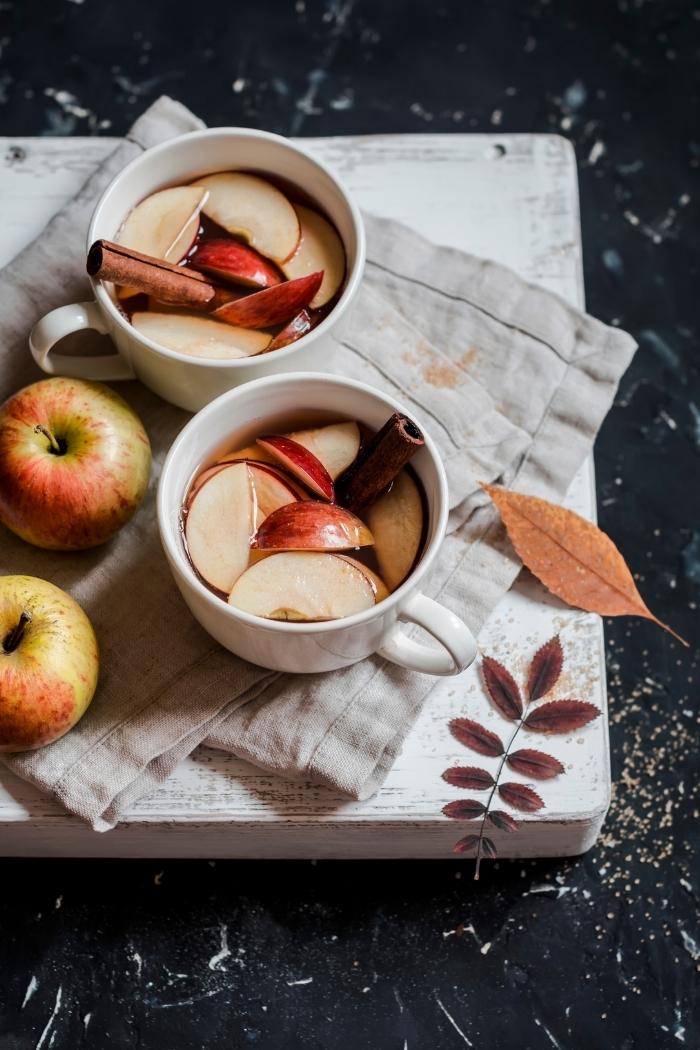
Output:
[0, 97, 636, 829]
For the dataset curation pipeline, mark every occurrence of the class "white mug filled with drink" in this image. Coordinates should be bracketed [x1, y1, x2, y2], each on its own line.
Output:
[158, 372, 477, 676]
[29, 128, 366, 411]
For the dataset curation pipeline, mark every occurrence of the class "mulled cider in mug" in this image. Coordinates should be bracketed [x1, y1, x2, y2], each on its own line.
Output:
[181, 412, 427, 623]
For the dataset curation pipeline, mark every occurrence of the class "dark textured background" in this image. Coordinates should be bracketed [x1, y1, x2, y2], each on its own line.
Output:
[0, 1, 698, 1047]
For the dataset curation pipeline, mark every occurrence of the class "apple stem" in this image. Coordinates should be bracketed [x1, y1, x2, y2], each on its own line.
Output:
[3, 611, 31, 654]
[34, 424, 64, 455]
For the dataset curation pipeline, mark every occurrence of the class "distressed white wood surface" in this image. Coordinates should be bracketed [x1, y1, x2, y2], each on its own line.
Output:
[0, 134, 609, 857]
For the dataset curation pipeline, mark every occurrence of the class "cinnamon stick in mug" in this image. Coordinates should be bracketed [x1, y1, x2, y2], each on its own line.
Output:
[87, 239, 218, 308]
[336, 412, 425, 512]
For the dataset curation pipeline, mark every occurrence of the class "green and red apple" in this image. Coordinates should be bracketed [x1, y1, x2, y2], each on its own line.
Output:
[0, 377, 151, 550]
[0, 575, 99, 751]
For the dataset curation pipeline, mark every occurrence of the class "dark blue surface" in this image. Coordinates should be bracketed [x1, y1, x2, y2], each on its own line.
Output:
[0, 1, 698, 1047]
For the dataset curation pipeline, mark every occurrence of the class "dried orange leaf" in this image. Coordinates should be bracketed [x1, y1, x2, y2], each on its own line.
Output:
[483, 485, 688, 647]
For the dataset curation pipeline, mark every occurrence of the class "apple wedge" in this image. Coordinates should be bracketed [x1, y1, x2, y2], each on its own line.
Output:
[365, 469, 424, 591]
[117, 186, 206, 298]
[247, 462, 299, 525]
[228, 551, 375, 621]
[185, 462, 253, 592]
[192, 239, 281, 289]
[335, 556, 390, 603]
[288, 421, 360, 480]
[253, 501, 373, 552]
[192, 172, 300, 263]
[214, 271, 322, 330]
[256, 435, 334, 500]
[132, 311, 271, 358]
[282, 205, 345, 308]
[267, 309, 313, 351]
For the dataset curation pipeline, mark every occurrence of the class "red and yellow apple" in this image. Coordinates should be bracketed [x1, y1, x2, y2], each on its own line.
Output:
[0, 377, 151, 550]
[0, 575, 99, 751]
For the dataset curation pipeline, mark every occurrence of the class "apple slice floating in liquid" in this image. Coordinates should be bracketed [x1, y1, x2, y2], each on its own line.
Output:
[228, 551, 375, 621]
[288, 421, 360, 480]
[192, 239, 281, 289]
[247, 462, 299, 525]
[266, 309, 313, 351]
[282, 205, 346, 308]
[116, 186, 206, 298]
[132, 311, 271, 358]
[365, 469, 424, 591]
[335, 555, 390, 603]
[253, 501, 373, 552]
[256, 435, 334, 500]
[214, 271, 323, 330]
[192, 172, 301, 263]
[185, 462, 253, 593]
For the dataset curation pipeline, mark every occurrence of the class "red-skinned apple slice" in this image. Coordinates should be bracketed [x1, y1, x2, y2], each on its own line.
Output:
[334, 555, 390, 602]
[266, 309, 313, 351]
[192, 239, 281, 289]
[228, 551, 375, 621]
[185, 462, 252, 593]
[132, 311, 271, 358]
[192, 172, 300, 263]
[282, 205, 345, 308]
[365, 469, 424, 591]
[117, 186, 206, 298]
[287, 421, 360, 480]
[214, 271, 323, 330]
[256, 435, 334, 500]
[253, 501, 373, 551]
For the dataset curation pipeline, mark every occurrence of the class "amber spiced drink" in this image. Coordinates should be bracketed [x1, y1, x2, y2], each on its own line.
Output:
[181, 413, 427, 623]
[87, 171, 346, 360]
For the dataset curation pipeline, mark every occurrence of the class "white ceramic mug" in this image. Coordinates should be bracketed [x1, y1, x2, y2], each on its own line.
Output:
[158, 372, 477, 676]
[29, 128, 366, 412]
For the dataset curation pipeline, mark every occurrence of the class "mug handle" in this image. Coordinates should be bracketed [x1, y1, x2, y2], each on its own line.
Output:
[29, 301, 135, 381]
[378, 592, 477, 676]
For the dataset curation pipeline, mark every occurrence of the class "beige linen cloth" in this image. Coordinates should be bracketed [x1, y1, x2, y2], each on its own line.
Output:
[0, 98, 636, 829]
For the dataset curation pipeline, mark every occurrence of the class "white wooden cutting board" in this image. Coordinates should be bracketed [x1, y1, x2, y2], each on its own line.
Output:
[0, 133, 610, 857]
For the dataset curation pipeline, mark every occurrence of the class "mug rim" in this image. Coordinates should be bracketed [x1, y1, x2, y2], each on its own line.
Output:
[86, 126, 366, 370]
[157, 372, 449, 635]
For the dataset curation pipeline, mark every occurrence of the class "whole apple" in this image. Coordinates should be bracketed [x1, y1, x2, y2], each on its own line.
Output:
[0, 575, 99, 751]
[0, 377, 151, 550]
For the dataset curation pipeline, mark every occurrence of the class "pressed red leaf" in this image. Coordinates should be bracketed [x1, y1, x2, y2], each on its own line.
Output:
[442, 766, 495, 791]
[524, 699, 600, 734]
[527, 635, 563, 702]
[442, 799, 486, 820]
[480, 837, 497, 859]
[482, 656, 523, 720]
[449, 718, 504, 757]
[452, 834, 480, 855]
[507, 749, 565, 779]
[488, 810, 520, 833]
[498, 782, 545, 812]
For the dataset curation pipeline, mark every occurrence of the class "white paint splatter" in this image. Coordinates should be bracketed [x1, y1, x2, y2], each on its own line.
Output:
[154, 871, 163, 886]
[287, 977, 313, 986]
[208, 924, 231, 972]
[129, 948, 143, 977]
[534, 1016, 564, 1049]
[680, 929, 699, 961]
[83, 1013, 92, 1031]
[232, 78, 247, 93]
[54, 896, 63, 910]
[480, 941, 492, 955]
[490, 109, 502, 126]
[22, 976, 38, 1008]
[675, 1007, 686, 1043]
[588, 140, 605, 165]
[524, 883, 572, 899]
[36, 985, 62, 1050]
[435, 997, 473, 1047]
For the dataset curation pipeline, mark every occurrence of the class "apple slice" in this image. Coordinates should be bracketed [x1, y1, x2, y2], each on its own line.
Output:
[214, 271, 322, 330]
[247, 462, 298, 525]
[256, 435, 334, 500]
[185, 462, 253, 592]
[282, 205, 345, 308]
[192, 239, 281, 289]
[117, 186, 206, 298]
[253, 501, 373, 552]
[132, 311, 271, 358]
[365, 469, 424, 591]
[192, 172, 300, 263]
[228, 551, 375, 621]
[288, 421, 360, 480]
[267, 309, 313, 351]
[334, 556, 389, 602]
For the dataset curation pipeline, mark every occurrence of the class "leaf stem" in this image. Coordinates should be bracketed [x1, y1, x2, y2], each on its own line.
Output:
[473, 705, 530, 880]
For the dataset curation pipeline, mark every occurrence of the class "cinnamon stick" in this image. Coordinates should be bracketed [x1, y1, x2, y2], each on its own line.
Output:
[87, 240, 233, 309]
[336, 413, 425, 512]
